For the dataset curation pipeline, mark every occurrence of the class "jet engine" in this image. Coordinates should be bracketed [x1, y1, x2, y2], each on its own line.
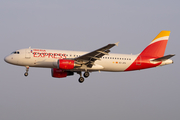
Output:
[51, 68, 74, 78]
[57, 59, 75, 70]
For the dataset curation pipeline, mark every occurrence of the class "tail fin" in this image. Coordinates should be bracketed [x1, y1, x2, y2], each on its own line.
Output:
[140, 31, 170, 57]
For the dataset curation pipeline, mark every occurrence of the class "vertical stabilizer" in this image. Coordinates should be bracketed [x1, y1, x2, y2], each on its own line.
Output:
[140, 31, 170, 57]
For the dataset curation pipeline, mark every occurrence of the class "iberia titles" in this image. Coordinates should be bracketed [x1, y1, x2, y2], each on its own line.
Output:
[32, 49, 67, 59]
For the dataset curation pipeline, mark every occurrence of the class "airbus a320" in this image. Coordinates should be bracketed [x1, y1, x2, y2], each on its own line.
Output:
[4, 31, 175, 83]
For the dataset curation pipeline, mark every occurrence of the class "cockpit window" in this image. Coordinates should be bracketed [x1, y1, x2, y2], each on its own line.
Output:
[11, 51, 16, 54]
[11, 51, 20, 54]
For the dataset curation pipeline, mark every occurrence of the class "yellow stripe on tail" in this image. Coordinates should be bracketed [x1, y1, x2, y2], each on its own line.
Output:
[151, 30, 170, 43]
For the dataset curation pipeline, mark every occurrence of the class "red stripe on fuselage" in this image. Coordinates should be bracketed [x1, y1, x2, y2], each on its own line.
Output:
[125, 40, 167, 71]
[125, 56, 162, 71]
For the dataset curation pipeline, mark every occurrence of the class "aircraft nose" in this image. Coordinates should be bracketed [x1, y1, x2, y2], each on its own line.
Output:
[4, 56, 11, 63]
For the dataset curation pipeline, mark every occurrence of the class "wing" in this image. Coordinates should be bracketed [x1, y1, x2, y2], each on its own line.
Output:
[74, 42, 119, 67]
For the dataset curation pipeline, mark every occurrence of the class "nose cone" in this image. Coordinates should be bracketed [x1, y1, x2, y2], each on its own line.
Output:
[4, 56, 11, 63]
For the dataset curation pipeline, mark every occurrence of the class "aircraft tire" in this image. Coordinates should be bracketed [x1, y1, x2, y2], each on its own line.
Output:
[24, 72, 28, 77]
[84, 72, 89, 78]
[79, 77, 84, 83]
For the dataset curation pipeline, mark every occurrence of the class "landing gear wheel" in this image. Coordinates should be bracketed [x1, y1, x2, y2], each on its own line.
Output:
[78, 77, 84, 83]
[84, 72, 89, 78]
[24, 66, 29, 77]
[24, 72, 28, 77]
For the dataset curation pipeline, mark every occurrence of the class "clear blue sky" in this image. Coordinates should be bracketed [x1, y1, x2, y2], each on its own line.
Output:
[0, 0, 179, 120]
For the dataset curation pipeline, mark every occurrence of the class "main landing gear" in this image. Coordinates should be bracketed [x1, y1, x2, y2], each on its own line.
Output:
[77, 71, 90, 83]
[24, 66, 29, 77]
[84, 72, 89, 78]
[79, 77, 84, 83]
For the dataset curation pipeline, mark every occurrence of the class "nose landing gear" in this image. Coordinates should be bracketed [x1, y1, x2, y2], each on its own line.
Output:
[24, 66, 29, 77]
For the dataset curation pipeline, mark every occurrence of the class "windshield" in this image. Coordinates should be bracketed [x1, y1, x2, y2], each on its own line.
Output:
[11, 51, 20, 54]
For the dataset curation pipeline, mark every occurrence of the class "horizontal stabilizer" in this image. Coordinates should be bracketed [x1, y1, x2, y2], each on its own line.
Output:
[151, 54, 175, 61]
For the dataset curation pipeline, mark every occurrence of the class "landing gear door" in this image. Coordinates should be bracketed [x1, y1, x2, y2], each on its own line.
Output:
[25, 49, 31, 59]
[136, 56, 141, 65]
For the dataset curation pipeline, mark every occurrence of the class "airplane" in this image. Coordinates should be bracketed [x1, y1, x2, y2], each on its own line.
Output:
[4, 31, 175, 83]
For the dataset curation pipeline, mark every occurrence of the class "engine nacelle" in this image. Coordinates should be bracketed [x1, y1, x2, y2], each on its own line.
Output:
[51, 68, 74, 78]
[57, 59, 75, 70]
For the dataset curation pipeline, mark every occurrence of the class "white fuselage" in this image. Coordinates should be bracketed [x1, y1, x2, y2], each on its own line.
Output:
[5, 48, 138, 72]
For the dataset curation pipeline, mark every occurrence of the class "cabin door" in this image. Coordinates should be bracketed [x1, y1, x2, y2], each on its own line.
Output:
[136, 56, 141, 65]
[25, 49, 31, 59]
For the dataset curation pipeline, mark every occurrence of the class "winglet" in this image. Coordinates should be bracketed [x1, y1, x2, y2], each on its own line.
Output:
[115, 42, 119, 46]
